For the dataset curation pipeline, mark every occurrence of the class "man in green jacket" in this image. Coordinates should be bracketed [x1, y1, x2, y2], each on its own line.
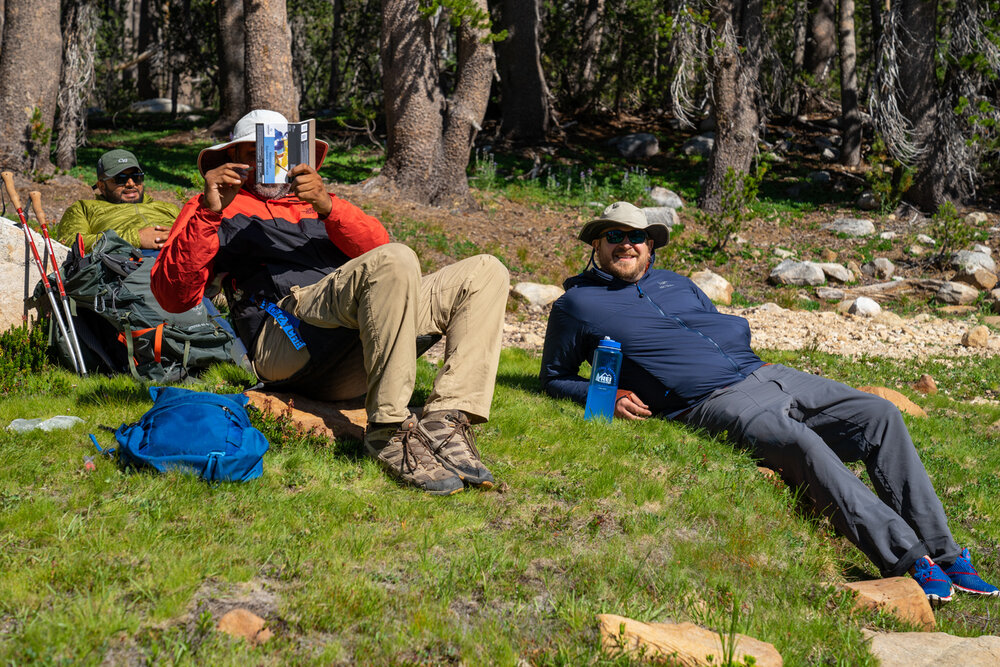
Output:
[58, 149, 180, 251]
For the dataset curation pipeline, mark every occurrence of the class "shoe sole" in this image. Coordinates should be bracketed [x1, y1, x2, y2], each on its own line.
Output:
[952, 584, 1000, 596]
[926, 592, 953, 606]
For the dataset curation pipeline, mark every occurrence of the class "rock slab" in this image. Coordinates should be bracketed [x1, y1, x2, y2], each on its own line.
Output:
[857, 386, 927, 418]
[823, 217, 875, 237]
[865, 630, 1000, 667]
[217, 608, 273, 645]
[1, 216, 69, 332]
[597, 614, 782, 667]
[838, 577, 935, 630]
[244, 390, 367, 441]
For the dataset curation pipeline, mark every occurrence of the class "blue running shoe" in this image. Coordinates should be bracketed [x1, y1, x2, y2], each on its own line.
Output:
[911, 556, 953, 604]
[943, 548, 1000, 597]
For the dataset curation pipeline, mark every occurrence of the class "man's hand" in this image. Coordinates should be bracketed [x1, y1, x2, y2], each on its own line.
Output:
[289, 163, 332, 217]
[203, 162, 249, 213]
[615, 391, 652, 420]
[137, 225, 171, 250]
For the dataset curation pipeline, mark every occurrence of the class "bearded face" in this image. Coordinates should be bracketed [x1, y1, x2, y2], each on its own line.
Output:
[592, 227, 653, 282]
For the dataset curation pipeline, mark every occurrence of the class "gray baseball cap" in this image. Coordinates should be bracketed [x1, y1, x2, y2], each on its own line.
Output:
[579, 201, 669, 248]
[97, 149, 142, 178]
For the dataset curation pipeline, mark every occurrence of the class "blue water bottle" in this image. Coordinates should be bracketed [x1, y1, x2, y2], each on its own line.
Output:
[584, 337, 623, 422]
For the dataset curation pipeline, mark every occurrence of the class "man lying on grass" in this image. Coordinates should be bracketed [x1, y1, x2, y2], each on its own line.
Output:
[151, 109, 509, 496]
[540, 201, 997, 604]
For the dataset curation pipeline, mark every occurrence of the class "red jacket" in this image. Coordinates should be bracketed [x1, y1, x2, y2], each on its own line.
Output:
[151, 189, 389, 353]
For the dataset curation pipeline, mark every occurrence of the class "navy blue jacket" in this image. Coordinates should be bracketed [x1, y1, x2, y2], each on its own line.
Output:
[540, 267, 765, 418]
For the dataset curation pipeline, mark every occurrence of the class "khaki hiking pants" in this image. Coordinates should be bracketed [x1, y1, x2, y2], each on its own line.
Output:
[253, 243, 509, 425]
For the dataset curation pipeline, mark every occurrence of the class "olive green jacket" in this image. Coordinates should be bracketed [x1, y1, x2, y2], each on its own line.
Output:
[57, 193, 180, 250]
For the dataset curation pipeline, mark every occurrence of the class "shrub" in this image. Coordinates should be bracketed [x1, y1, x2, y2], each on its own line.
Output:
[0, 321, 50, 392]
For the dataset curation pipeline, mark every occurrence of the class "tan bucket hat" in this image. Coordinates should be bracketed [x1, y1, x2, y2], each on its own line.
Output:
[578, 201, 669, 248]
[197, 109, 330, 176]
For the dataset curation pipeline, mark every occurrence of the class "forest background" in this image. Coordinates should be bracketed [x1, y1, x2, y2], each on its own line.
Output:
[0, 0, 998, 216]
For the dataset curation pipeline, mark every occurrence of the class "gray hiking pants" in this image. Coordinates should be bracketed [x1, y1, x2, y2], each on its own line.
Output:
[680, 364, 960, 577]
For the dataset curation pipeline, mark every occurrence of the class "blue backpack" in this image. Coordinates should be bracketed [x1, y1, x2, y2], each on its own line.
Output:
[92, 386, 270, 482]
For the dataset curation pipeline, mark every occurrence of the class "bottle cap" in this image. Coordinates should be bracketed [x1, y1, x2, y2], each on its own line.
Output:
[598, 336, 621, 350]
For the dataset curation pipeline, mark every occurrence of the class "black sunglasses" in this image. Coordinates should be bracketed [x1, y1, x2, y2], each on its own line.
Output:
[108, 171, 144, 185]
[603, 229, 648, 244]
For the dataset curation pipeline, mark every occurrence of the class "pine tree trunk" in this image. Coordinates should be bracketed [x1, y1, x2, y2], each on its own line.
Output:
[137, 0, 157, 99]
[371, 0, 494, 207]
[897, 0, 949, 211]
[243, 0, 298, 121]
[574, 0, 605, 107]
[804, 0, 836, 110]
[213, 0, 245, 133]
[699, 0, 762, 213]
[838, 0, 860, 166]
[497, 0, 551, 142]
[0, 0, 61, 173]
[55, 0, 98, 169]
[327, 0, 343, 105]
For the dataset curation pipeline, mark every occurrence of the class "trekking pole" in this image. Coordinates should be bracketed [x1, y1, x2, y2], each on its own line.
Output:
[0, 172, 80, 374]
[29, 191, 88, 376]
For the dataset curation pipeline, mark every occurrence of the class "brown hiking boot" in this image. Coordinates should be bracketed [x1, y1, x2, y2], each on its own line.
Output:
[363, 415, 464, 496]
[418, 410, 495, 489]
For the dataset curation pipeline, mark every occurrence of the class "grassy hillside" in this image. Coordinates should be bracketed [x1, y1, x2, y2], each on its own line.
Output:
[2, 344, 1000, 665]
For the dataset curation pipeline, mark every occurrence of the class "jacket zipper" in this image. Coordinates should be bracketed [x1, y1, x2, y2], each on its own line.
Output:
[634, 281, 744, 375]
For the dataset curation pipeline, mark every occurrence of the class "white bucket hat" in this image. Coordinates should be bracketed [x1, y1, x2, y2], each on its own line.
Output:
[197, 109, 330, 176]
[579, 201, 670, 248]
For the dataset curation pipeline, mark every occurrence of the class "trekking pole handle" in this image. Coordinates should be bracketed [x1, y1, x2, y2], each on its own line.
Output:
[28, 191, 49, 230]
[1, 171, 23, 210]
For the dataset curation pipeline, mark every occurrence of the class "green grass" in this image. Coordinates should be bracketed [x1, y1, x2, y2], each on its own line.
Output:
[3, 346, 1000, 664]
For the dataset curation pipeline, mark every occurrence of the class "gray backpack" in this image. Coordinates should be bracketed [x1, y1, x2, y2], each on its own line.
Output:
[37, 231, 247, 382]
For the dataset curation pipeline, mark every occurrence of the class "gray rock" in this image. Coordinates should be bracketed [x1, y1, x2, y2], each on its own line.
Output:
[769, 260, 826, 286]
[648, 186, 684, 209]
[951, 250, 996, 274]
[690, 269, 733, 305]
[816, 287, 846, 301]
[866, 630, 1000, 667]
[808, 170, 831, 184]
[756, 302, 787, 313]
[642, 207, 680, 228]
[916, 234, 936, 246]
[862, 257, 895, 279]
[937, 281, 980, 305]
[858, 192, 879, 211]
[773, 247, 796, 259]
[908, 245, 928, 256]
[973, 243, 992, 256]
[511, 282, 564, 309]
[965, 212, 989, 225]
[682, 133, 715, 157]
[823, 217, 875, 237]
[1, 216, 69, 332]
[879, 231, 897, 240]
[821, 147, 840, 161]
[817, 263, 853, 283]
[849, 296, 882, 317]
[130, 97, 193, 113]
[614, 133, 660, 160]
